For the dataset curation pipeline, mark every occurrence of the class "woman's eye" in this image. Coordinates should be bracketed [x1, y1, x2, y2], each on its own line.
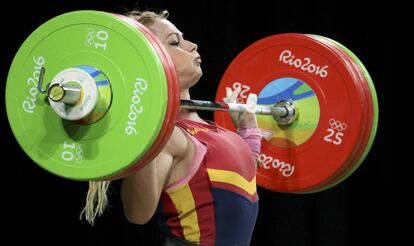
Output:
[170, 41, 180, 46]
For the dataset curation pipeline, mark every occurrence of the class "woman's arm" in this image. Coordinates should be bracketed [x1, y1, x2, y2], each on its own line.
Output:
[120, 126, 190, 224]
[121, 151, 172, 224]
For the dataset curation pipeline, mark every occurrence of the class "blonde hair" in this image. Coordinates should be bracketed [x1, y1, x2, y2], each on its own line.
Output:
[80, 181, 111, 225]
[127, 9, 169, 27]
[80, 9, 169, 226]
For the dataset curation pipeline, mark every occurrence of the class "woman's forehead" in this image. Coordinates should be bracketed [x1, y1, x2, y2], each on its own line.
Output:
[151, 19, 181, 39]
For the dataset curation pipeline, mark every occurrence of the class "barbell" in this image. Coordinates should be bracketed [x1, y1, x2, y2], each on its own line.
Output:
[5, 10, 378, 193]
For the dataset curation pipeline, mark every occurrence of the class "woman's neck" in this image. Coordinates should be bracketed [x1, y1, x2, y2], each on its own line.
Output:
[180, 90, 191, 100]
[179, 89, 204, 122]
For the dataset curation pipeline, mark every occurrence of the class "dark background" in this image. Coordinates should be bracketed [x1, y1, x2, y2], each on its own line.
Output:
[1, 0, 399, 245]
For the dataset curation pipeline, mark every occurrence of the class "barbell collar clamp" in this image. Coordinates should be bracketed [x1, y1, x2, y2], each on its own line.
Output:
[37, 66, 49, 94]
[48, 83, 81, 104]
[36, 66, 82, 105]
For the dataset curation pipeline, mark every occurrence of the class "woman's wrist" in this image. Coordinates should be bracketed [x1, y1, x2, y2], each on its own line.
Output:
[237, 127, 262, 139]
[237, 127, 262, 160]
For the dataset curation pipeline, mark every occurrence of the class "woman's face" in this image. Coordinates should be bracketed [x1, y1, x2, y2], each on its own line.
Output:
[148, 19, 202, 90]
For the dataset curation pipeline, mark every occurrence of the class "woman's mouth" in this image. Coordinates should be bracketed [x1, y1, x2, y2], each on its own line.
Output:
[194, 56, 202, 64]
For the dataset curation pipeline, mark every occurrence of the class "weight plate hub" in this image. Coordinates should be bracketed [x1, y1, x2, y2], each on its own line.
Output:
[215, 33, 367, 192]
[6, 11, 178, 180]
[47, 66, 111, 122]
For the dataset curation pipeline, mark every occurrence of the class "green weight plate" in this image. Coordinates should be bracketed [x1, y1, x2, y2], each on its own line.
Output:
[109, 14, 180, 179]
[6, 11, 171, 180]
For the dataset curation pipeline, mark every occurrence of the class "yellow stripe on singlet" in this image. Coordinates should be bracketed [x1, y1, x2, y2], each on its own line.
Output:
[207, 168, 257, 195]
[167, 183, 200, 243]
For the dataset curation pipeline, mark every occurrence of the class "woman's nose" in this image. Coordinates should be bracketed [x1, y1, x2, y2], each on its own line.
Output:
[187, 41, 197, 52]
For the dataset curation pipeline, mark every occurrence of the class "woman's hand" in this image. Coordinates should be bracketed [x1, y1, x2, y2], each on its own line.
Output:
[223, 87, 258, 129]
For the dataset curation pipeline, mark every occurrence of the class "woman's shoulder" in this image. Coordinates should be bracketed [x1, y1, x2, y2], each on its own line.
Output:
[164, 126, 192, 160]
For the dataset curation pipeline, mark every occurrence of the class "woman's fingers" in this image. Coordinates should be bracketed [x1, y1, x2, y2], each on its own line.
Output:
[224, 86, 241, 103]
[245, 93, 257, 113]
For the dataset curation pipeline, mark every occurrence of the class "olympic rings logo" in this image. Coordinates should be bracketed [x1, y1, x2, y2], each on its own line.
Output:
[84, 28, 95, 47]
[329, 118, 347, 132]
[61, 141, 85, 163]
[324, 118, 347, 145]
[75, 144, 85, 163]
[84, 28, 109, 50]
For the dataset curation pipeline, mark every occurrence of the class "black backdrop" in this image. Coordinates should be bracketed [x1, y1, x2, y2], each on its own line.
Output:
[1, 0, 398, 245]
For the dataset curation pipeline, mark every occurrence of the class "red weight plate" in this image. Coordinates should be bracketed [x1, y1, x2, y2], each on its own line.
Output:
[303, 35, 374, 192]
[295, 35, 370, 192]
[109, 15, 180, 180]
[327, 37, 378, 189]
[214, 33, 366, 192]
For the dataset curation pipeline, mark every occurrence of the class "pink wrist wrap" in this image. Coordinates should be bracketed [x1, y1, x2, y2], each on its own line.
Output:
[238, 127, 263, 160]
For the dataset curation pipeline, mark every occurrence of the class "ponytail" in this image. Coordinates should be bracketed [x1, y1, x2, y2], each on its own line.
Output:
[80, 181, 111, 225]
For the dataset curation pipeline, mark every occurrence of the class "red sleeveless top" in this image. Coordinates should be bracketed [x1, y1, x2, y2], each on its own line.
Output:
[155, 119, 258, 245]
